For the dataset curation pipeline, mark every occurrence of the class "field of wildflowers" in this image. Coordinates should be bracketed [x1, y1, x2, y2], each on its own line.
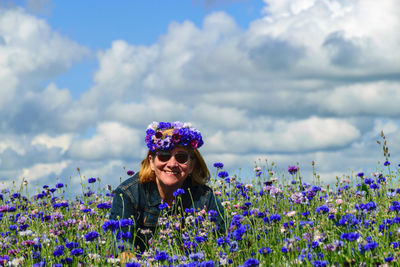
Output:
[1, 135, 400, 266]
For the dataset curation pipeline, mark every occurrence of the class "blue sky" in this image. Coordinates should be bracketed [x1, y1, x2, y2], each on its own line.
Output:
[45, 0, 265, 99]
[1, 0, 400, 193]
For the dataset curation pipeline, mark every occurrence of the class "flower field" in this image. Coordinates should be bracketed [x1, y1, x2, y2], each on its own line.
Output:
[1, 147, 400, 266]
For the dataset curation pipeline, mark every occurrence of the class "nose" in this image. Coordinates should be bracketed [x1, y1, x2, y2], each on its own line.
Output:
[166, 155, 179, 167]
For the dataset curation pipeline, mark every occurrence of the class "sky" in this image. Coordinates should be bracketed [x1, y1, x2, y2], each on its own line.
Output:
[1, 0, 400, 194]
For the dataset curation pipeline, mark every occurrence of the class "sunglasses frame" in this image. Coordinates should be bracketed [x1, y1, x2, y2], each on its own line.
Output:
[155, 151, 192, 164]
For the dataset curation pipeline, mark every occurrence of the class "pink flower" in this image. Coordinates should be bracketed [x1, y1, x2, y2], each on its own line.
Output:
[190, 139, 198, 148]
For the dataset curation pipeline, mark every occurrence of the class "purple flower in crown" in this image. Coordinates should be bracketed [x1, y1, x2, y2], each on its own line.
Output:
[145, 121, 203, 151]
[191, 139, 198, 149]
[171, 129, 181, 144]
[155, 131, 163, 139]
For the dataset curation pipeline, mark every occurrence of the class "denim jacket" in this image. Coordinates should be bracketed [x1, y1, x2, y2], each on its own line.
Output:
[109, 173, 225, 252]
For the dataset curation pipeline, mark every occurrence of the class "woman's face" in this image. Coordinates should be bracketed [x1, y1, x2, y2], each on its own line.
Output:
[149, 147, 195, 188]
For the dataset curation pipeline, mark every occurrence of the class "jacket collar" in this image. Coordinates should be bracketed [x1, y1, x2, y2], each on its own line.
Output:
[145, 175, 194, 207]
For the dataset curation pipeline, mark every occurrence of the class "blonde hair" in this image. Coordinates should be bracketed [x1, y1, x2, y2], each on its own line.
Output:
[139, 129, 210, 185]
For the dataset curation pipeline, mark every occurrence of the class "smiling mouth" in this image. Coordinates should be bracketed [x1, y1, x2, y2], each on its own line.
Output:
[164, 170, 179, 175]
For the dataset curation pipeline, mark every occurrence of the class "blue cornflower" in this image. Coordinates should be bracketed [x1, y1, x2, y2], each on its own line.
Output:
[120, 218, 134, 228]
[97, 203, 112, 209]
[316, 205, 329, 214]
[340, 232, 360, 241]
[213, 162, 224, 169]
[53, 246, 64, 257]
[385, 257, 394, 262]
[102, 220, 119, 232]
[56, 183, 64, 188]
[159, 202, 169, 210]
[363, 241, 378, 251]
[243, 258, 259, 266]
[384, 161, 390, 166]
[312, 260, 329, 267]
[125, 263, 141, 267]
[216, 236, 229, 246]
[84, 231, 99, 242]
[218, 171, 229, 178]
[194, 236, 207, 243]
[370, 183, 380, 190]
[116, 231, 132, 240]
[229, 241, 239, 252]
[311, 241, 320, 249]
[258, 247, 271, 255]
[189, 251, 205, 261]
[66, 241, 78, 249]
[154, 250, 169, 261]
[88, 177, 96, 183]
[270, 214, 281, 222]
[200, 260, 215, 267]
[173, 188, 185, 197]
[281, 247, 288, 253]
[288, 165, 299, 174]
[70, 248, 83, 256]
[357, 172, 364, 177]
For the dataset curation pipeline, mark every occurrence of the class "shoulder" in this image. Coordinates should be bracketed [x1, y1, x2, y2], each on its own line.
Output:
[117, 173, 140, 192]
[113, 173, 141, 206]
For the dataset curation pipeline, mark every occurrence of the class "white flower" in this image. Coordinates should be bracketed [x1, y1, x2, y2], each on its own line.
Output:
[147, 121, 158, 130]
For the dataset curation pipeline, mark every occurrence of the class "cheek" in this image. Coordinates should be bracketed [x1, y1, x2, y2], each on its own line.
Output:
[149, 157, 156, 171]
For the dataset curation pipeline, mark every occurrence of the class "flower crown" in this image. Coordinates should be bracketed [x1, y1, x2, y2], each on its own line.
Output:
[145, 121, 204, 152]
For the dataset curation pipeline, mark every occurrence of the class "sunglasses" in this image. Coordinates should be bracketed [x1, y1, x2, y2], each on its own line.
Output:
[156, 151, 191, 164]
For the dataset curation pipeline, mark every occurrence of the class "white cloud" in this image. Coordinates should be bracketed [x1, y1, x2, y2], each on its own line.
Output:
[206, 116, 360, 153]
[31, 133, 73, 153]
[313, 81, 400, 116]
[0, 134, 26, 155]
[19, 160, 69, 182]
[68, 122, 142, 160]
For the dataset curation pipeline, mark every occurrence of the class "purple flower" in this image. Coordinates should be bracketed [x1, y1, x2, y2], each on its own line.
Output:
[120, 219, 134, 228]
[70, 248, 83, 256]
[173, 188, 185, 197]
[189, 251, 204, 261]
[258, 247, 271, 255]
[243, 258, 259, 266]
[154, 250, 169, 261]
[312, 260, 329, 267]
[56, 183, 64, 188]
[218, 171, 229, 178]
[213, 162, 224, 169]
[316, 205, 329, 214]
[127, 170, 135, 176]
[340, 232, 360, 241]
[126, 263, 141, 267]
[159, 202, 168, 210]
[97, 203, 112, 209]
[88, 177, 96, 183]
[85, 231, 99, 241]
[288, 166, 299, 174]
[385, 257, 394, 262]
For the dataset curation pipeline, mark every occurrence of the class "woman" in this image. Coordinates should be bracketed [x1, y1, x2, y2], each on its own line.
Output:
[109, 121, 225, 256]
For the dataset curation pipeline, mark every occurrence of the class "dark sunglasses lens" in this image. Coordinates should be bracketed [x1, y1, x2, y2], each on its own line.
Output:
[157, 152, 171, 162]
[175, 153, 189, 164]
